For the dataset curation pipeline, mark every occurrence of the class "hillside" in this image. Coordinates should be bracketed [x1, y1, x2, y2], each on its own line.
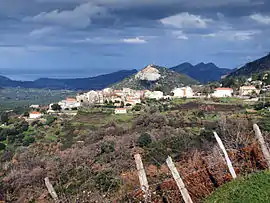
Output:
[0, 70, 137, 90]
[205, 170, 270, 203]
[228, 53, 270, 78]
[171, 62, 232, 83]
[0, 97, 269, 202]
[111, 64, 199, 93]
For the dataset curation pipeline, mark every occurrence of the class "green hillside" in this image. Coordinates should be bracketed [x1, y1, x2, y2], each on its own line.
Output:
[205, 170, 270, 203]
[228, 53, 270, 78]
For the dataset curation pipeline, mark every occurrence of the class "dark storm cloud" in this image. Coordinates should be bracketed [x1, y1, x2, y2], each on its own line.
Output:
[0, 0, 270, 79]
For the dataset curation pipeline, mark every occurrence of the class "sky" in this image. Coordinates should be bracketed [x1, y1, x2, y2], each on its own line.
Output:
[0, 0, 270, 80]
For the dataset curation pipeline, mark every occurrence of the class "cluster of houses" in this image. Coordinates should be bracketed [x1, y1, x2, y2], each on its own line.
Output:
[211, 85, 260, 98]
[26, 85, 261, 118]
[76, 87, 196, 114]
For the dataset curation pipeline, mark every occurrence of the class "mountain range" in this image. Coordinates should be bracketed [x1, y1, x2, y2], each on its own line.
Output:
[0, 70, 137, 90]
[170, 62, 232, 83]
[111, 64, 198, 93]
[227, 53, 270, 78]
[0, 60, 246, 90]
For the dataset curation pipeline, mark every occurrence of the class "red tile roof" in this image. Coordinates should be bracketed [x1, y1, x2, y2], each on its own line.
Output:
[115, 108, 127, 110]
[215, 88, 233, 91]
[66, 97, 77, 102]
[30, 111, 41, 115]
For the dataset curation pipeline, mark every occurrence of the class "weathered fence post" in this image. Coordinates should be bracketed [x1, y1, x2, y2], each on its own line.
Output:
[166, 156, 193, 203]
[253, 124, 270, 169]
[44, 177, 59, 202]
[213, 131, 237, 179]
[134, 154, 150, 201]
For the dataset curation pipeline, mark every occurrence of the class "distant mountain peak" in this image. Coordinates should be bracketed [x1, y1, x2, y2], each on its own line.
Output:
[228, 53, 270, 78]
[0, 69, 137, 90]
[112, 65, 198, 93]
[171, 62, 232, 83]
[135, 64, 161, 81]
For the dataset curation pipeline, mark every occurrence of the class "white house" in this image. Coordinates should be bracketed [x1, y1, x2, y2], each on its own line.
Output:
[29, 111, 42, 119]
[172, 86, 193, 98]
[30, 104, 40, 109]
[212, 88, 233, 98]
[145, 91, 164, 100]
[115, 108, 127, 114]
[58, 97, 81, 110]
[239, 86, 259, 96]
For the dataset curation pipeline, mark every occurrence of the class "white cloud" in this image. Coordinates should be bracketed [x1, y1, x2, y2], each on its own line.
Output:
[29, 27, 59, 38]
[73, 36, 147, 44]
[172, 31, 189, 40]
[160, 12, 213, 28]
[202, 30, 261, 41]
[250, 13, 270, 25]
[23, 2, 105, 28]
[121, 37, 147, 44]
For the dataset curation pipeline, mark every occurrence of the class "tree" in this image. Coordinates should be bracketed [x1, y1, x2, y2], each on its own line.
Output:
[45, 116, 56, 125]
[23, 136, 35, 146]
[0, 143, 6, 151]
[23, 112, 29, 117]
[120, 101, 124, 108]
[51, 103, 61, 111]
[138, 133, 152, 147]
[0, 113, 8, 124]
[132, 104, 142, 111]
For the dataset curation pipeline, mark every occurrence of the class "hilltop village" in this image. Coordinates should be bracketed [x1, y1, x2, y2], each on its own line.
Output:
[25, 65, 267, 118]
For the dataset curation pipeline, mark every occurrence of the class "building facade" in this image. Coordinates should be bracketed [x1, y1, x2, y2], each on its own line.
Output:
[212, 88, 233, 97]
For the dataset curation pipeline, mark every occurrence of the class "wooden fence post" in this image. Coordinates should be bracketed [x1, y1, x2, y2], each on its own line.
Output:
[166, 156, 193, 203]
[134, 154, 150, 201]
[253, 124, 270, 169]
[44, 177, 59, 202]
[213, 131, 237, 179]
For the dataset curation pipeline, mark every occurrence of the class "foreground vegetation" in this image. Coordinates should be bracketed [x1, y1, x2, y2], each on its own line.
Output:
[205, 170, 270, 203]
[0, 96, 270, 202]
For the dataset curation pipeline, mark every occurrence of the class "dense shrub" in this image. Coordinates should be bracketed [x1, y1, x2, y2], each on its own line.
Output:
[101, 141, 115, 154]
[45, 116, 57, 125]
[51, 103, 61, 111]
[132, 104, 142, 111]
[0, 143, 6, 151]
[138, 133, 152, 147]
[23, 136, 35, 146]
[0, 113, 8, 124]
[23, 112, 29, 117]
[94, 170, 120, 192]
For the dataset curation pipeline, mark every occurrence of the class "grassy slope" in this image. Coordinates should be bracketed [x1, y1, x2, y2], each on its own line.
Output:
[205, 170, 270, 203]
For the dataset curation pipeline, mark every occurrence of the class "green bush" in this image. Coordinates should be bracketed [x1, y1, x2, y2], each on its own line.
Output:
[51, 103, 61, 111]
[0, 143, 6, 150]
[46, 116, 57, 125]
[101, 141, 115, 153]
[23, 111, 29, 117]
[132, 104, 142, 111]
[0, 113, 9, 124]
[23, 136, 35, 146]
[94, 170, 120, 192]
[138, 133, 152, 147]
